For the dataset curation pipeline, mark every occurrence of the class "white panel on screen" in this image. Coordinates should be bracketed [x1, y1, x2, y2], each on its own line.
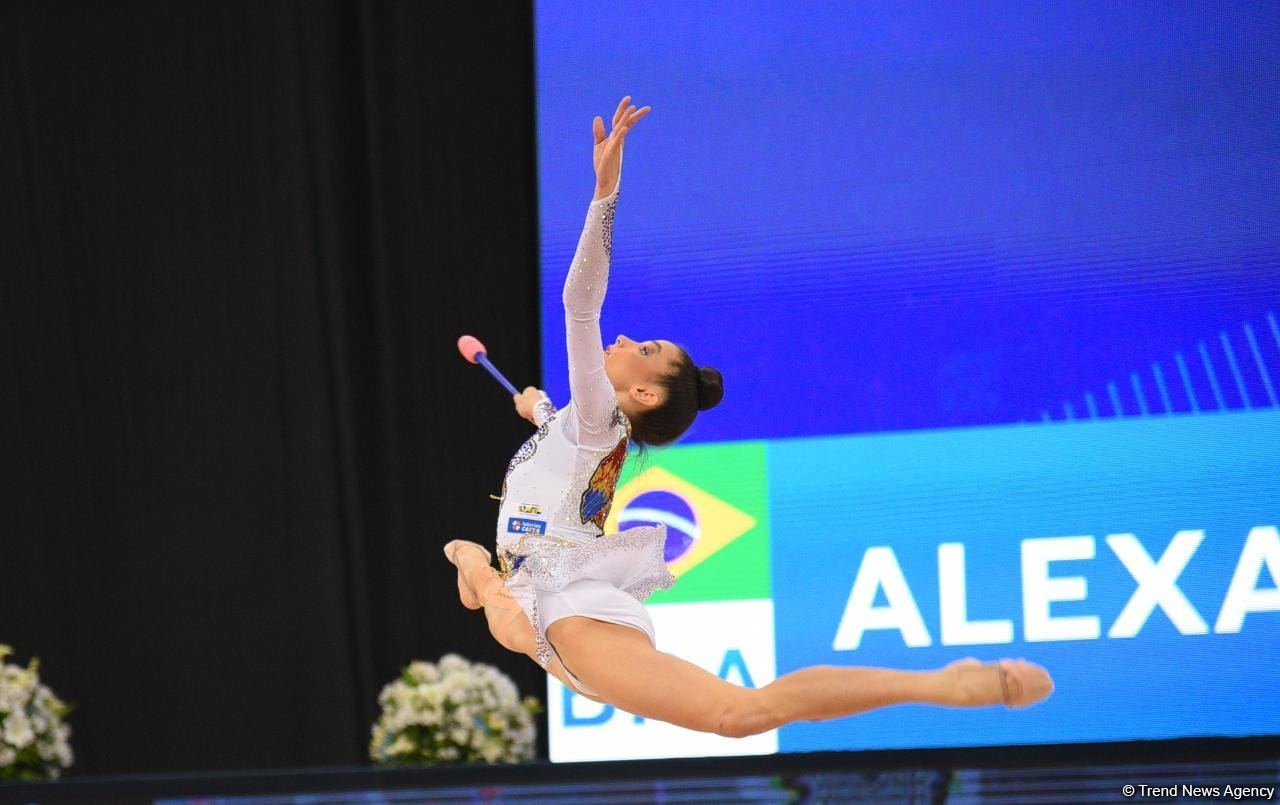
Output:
[548, 599, 778, 762]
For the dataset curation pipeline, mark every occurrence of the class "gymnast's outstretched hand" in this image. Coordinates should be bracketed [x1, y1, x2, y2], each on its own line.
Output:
[593, 95, 650, 201]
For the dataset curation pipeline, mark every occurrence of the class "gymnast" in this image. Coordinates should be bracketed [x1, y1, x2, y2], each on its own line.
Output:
[445, 95, 1053, 737]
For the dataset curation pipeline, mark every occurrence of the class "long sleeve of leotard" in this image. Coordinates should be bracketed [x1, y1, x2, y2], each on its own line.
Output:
[562, 175, 622, 445]
[532, 393, 557, 428]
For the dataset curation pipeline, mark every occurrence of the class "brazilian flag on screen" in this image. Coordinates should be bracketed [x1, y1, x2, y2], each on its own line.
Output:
[605, 441, 771, 603]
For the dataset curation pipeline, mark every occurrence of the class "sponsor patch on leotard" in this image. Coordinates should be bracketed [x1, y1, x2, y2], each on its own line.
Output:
[517, 503, 542, 516]
[507, 517, 547, 535]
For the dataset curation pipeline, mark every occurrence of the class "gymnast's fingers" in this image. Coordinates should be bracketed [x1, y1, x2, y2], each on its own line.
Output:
[612, 95, 632, 129]
[626, 106, 651, 128]
[609, 125, 630, 151]
[620, 105, 637, 131]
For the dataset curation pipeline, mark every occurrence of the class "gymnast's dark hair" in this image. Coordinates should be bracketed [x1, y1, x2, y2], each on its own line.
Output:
[629, 346, 723, 448]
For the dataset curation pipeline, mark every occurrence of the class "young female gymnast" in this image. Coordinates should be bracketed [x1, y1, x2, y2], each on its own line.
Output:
[445, 96, 1053, 737]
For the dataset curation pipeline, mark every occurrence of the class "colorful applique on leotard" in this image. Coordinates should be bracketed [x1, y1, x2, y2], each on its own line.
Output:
[581, 434, 628, 532]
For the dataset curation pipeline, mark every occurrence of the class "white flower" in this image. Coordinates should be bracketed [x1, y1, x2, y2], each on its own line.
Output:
[4, 713, 35, 749]
[417, 709, 441, 727]
[382, 711, 404, 733]
[0, 684, 30, 714]
[439, 654, 467, 673]
[407, 661, 439, 683]
[384, 681, 412, 709]
[0, 653, 72, 777]
[11, 669, 35, 693]
[494, 678, 517, 703]
[370, 654, 538, 766]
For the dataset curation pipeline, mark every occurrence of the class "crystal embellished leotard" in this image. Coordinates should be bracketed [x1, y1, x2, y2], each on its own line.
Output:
[493, 173, 675, 691]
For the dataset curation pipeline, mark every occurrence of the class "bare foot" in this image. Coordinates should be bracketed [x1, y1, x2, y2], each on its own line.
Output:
[945, 657, 1053, 709]
[443, 540, 491, 610]
[1003, 658, 1054, 708]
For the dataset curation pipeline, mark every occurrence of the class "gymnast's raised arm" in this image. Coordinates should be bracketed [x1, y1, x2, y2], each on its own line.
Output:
[562, 97, 650, 443]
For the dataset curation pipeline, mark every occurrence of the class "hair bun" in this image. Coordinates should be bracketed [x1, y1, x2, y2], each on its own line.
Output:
[696, 366, 724, 411]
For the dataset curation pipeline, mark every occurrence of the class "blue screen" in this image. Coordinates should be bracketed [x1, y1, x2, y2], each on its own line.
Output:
[536, 0, 1280, 757]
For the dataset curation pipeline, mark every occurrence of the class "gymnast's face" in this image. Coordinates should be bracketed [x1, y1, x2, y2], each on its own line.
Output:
[604, 334, 680, 411]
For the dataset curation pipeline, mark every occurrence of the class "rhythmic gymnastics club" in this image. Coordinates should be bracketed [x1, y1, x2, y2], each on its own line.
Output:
[457, 335, 519, 396]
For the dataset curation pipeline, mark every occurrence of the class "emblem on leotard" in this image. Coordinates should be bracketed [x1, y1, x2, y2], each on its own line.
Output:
[518, 503, 542, 516]
[580, 434, 628, 532]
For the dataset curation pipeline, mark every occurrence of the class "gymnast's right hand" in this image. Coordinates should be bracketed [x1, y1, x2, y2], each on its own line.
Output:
[592, 95, 650, 200]
[514, 386, 545, 425]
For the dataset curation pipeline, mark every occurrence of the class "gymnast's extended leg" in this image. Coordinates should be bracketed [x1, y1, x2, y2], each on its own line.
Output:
[545, 615, 1052, 737]
[443, 540, 608, 703]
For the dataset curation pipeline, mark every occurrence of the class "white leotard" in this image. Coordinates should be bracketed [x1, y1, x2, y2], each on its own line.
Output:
[495, 178, 630, 543]
[492, 173, 675, 693]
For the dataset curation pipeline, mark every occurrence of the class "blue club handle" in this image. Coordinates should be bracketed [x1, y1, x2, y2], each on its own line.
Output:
[475, 352, 519, 396]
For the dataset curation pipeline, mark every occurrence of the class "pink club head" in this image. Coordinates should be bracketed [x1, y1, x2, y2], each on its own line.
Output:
[457, 334, 486, 364]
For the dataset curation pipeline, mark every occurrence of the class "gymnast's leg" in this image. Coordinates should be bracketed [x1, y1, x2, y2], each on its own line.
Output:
[443, 540, 608, 703]
[545, 615, 1052, 738]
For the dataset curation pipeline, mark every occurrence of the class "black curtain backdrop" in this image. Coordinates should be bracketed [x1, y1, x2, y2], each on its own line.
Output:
[0, 1, 548, 774]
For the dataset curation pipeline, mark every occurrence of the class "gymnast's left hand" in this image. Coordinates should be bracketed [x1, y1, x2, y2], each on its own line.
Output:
[514, 386, 546, 425]
[593, 95, 650, 201]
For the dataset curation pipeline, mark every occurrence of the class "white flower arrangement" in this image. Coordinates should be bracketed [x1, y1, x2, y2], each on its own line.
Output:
[369, 653, 541, 766]
[0, 645, 73, 781]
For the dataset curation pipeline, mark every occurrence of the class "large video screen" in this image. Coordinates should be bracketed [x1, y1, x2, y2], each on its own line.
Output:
[535, 1, 1280, 762]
